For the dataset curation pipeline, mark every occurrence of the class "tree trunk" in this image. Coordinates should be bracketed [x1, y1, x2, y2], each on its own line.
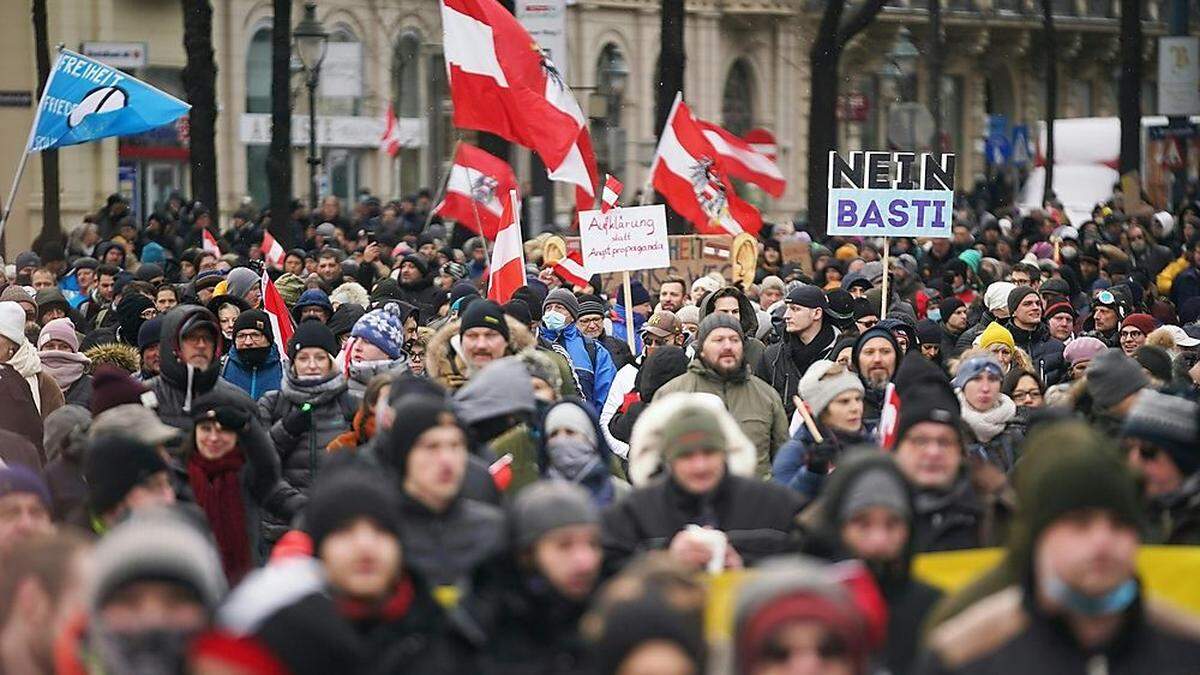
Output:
[1118, 0, 1142, 175]
[928, 0, 943, 149]
[181, 0, 219, 222]
[32, 0, 60, 245]
[268, 0, 293, 246]
[655, 0, 685, 139]
[805, 0, 886, 234]
[1041, 0, 1056, 203]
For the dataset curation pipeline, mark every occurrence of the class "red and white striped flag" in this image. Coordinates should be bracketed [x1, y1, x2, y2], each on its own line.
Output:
[552, 251, 589, 288]
[744, 128, 778, 163]
[432, 143, 518, 240]
[440, 0, 598, 213]
[877, 383, 901, 450]
[486, 190, 526, 304]
[600, 174, 623, 213]
[261, 231, 285, 269]
[201, 229, 221, 256]
[260, 270, 295, 359]
[696, 119, 786, 198]
[649, 93, 762, 236]
[380, 102, 402, 158]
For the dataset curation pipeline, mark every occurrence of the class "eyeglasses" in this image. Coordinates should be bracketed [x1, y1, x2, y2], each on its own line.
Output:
[576, 316, 604, 325]
[642, 335, 668, 347]
[856, 318, 879, 330]
[1011, 389, 1043, 403]
[1119, 330, 1144, 340]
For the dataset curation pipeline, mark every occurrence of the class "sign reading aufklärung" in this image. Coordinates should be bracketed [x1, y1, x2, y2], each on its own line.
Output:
[826, 151, 955, 239]
[579, 204, 670, 275]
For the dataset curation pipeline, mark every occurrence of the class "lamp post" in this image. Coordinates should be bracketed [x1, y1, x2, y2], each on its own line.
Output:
[293, 2, 329, 212]
[598, 46, 629, 176]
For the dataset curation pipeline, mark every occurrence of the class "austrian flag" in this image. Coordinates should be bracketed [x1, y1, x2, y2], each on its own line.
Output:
[261, 231, 285, 269]
[201, 229, 221, 256]
[432, 143, 518, 240]
[552, 251, 590, 288]
[486, 190, 527, 304]
[601, 174, 623, 213]
[696, 119, 786, 198]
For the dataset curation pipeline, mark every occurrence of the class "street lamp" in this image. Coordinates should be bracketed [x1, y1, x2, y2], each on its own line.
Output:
[293, 2, 329, 212]
[598, 46, 629, 175]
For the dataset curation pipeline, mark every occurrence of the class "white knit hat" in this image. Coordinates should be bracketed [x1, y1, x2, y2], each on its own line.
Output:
[984, 282, 1017, 314]
[0, 301, 27, 346]
[798, 359, 864, 419]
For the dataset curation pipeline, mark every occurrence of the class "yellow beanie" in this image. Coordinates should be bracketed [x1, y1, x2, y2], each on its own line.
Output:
[978, 321, 1015, 351]
[835, 244, 859, 261]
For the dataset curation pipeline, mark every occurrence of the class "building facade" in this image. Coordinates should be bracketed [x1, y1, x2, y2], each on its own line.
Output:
[0, 0, 1178, 254]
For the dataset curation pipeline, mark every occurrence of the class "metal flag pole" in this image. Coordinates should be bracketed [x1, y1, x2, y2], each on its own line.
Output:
[880, 239, 890, 317]
[0, 150, 33, 242]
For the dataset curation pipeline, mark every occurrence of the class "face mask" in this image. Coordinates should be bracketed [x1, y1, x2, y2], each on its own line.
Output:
[927, 307, 942, 322]
[1043, 571, 1137, 617]
[238, 345, 271, 367]
[94, 627, 194, 675]
[547, 437, 599, 482]
[542, 311, 568, 332]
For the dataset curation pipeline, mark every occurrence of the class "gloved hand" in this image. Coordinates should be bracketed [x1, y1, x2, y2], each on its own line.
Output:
[805, 439, 838, 475]
[282, 405, 313, 437]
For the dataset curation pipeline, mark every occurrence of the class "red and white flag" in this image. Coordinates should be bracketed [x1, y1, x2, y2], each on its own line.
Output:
[552, 251, 589, 288]
[600, 174, 623, 213]
[440, 0, 598, 212]
[201, 229, 221, 256]
[261, 231, 285, 269]
[696, 119, 786, 198]
[380, 102, 402, 158]
[649, 94, 762, 236]
[744, 128, 778, 162]
[877, 383, 901, 450]
[432, 143, 518, 240]
[261, 270, 295, 359]
[486, 190, 527, 304]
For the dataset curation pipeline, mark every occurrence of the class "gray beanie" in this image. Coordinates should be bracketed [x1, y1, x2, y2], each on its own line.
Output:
[1086, 348, 1150, 410]
[544, 401, 596, 446]
[543, 288, 580, 320]
[696, 312, 743, 347]
[838, 466, 910, 523]
[511, 481, 599, 548]
[225, 266, 259, 299]
[90, 508, 227, 613]
[798, 360, 863, 419]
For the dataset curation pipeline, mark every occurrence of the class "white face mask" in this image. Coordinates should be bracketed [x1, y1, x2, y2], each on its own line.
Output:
[543, 310, 568, 331]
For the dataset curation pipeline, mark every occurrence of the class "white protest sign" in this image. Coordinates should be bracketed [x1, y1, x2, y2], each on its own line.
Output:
[826, 151, 955, 239]
[579, 204, 670, 274]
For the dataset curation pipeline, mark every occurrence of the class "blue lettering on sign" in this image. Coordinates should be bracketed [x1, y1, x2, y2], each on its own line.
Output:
[826, 188, 953, 239]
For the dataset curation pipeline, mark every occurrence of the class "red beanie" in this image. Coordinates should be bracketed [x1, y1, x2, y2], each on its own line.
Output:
[1121, 313, 1158, 336]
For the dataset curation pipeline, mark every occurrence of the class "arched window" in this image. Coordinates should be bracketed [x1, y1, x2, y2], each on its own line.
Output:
[392, 32, 423, 119]
[245, 27, 271, 114]
[320, 26, 363, 116]
[722, 59, 755, 136]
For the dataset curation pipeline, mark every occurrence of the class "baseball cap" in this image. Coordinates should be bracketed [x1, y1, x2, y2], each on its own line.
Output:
[641, 310, 681, 338]
[785, 285, 828, 310]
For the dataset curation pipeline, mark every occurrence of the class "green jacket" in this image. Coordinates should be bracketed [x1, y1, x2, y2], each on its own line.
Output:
[654, 358, 789, 476]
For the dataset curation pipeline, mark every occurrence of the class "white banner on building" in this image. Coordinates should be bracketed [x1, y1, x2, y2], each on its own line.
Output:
[1160, 36, 1200, 116]
[321, 42, 364, 99]
[80, 41, 148, 69]
[516, 0, 568, 82]
[239, 114, 424, 149]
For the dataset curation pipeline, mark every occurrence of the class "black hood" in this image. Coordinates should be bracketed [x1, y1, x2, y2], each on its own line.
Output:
[158, 304, 222, 398]
[699, 287, 760, 337]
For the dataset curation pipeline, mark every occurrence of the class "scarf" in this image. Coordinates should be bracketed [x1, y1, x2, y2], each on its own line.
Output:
[956, 391, 1016, 443]
[187, 451, 251, 584]
[786, 322, 836, 371]
[281, 368, 347, 406]
[328, 407, 375, 453]
[336, 575, 415, 622]
[39, 350, 90, 390]
[7, 341, 43, 412]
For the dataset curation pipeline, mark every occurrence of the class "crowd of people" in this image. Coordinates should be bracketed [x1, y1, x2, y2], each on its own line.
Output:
[2, 187, 1200, 674]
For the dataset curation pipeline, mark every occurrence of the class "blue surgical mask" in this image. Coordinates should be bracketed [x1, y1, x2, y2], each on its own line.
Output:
[543, 311, 568, 332]
[927, 307, 942, 322]
[1043, 572, 1137, 617]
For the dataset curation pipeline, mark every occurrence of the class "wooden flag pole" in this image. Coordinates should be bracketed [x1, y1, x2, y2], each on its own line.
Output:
[622, 270, 636, 355]
[880, 239, 890, 318]
[0, 150, 31, 241]
[464, 164, 490, 263]
[793, 396, 825, 444]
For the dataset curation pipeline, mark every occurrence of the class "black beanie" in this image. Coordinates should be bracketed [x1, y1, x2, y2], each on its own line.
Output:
[306, 463, 403, 552]
[232, 309, 275, 343]
[1007, 285, 1040, 315]
[892, 352, 960, 446]
[401, 254, 430, 278]
[287, 320, 339, 360]
[85, 434, 168, 515]
[459, 299, 510, 340]
[937, 297, 964, 322]
[378, 395, 461, 480]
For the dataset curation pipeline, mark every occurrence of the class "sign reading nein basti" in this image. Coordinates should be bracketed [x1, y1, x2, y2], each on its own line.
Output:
[826, 151, 955, 239]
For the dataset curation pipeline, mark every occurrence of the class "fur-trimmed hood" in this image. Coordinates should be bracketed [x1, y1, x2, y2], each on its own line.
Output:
[82, 341, 141, 375]
[425, 314, 535, 388]
[626, 391, 758, 487]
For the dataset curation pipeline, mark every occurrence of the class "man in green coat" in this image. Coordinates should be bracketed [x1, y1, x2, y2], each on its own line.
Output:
[655, 313, 788, 475]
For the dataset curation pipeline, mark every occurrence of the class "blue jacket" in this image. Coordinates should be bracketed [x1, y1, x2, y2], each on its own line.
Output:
[221, 346, 284, 399]
[540, 323, 616, 412]
[609, 305, 645, 355]
[772, 424, 873, 504]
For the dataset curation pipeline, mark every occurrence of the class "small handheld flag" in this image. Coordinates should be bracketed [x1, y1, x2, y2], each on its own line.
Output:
[877, 383, 900, 450]
[201, 229, 221, 256]
[601, 174, 623, 213]
[261, 270, 295, 359]
[552, 251, 590, 288]
[261, 231, 285, 269]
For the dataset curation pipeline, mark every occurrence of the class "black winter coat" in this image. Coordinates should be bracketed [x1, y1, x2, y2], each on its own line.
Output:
[600, 472, 803, 575]
[478, 562, 590, 675]
[396, 492, 508, 591]
[912, 472, 1002, 553]
[1004, 320, 1065, 386]
[398, 276, 447, 325]
[754, 322, 838, 417]
[146, 305, 245, 433]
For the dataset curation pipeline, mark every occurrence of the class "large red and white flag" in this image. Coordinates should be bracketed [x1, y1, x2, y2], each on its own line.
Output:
[201, 229, 221, 256]
[261, 231, 285, 269]
[552, 251, 589, 288]
[432, 143, 518, 240]
[600, 174, 623, 213]
[744, 128, 778, 162]
[261, 270, 295, 360]
[440, 0, 598, 212]
[696, 119, 786, 198]
[380, 102, 402, 158]
[649, 94, 762, 236]
[487, 190, 527, 303]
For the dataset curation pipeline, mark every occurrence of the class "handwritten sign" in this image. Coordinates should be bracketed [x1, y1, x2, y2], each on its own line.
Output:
[579, 204, 670, 274]
[826, 151, 955, 239]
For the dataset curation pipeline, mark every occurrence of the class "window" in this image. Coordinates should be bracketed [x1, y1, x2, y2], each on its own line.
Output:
[320, 27, 363, 116]
[246, 27, 271, 114]
[392, 32, 422, 119]
[722, 59, 755, 136]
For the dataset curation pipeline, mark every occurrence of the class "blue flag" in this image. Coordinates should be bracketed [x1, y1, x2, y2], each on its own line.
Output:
[27, 49, 190, 153]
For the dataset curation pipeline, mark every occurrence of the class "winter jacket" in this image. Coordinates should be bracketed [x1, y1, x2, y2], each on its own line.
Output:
[145, 305, 245, 432]
[960, 396, 1027, 474]
[539, 322, 617, 411]
[754, 322, 839, 416]
[918, 585, 1200, 675]
[479, 559, 590, 675]
[221, 345, 284, 399]
[954, 309, 999, 355]
[654, 358, 789, 475]
[1144, 472, 1200, 545]
[1003, 320, 1065, 385]
[608, 305, 645, 355]
[398, 275, 447, 325]
[257, 369, 357, 543]
[1171, 264, 1200, 309]
[396, 492, 508, 592]
[600, 472, 803, 575]
[61, 375, 92, 409]
[912, 470, 1009, 553]
[699, 288, 767, 369]
[0, 363, 46, 461]
[771, 424, 872, 504]
[598, 334, 634, 370]
[426, 316, 546, 393]
[606, 346, 691, 451]
[535, 398, 627, 507]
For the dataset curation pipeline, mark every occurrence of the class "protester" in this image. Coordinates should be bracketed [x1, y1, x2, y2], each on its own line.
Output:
[343, 304, 410, 397]
[0, 531, 90, 675]
[540, 288, 617, 410]
[1121, 389, 1200, 544]
[0, 301, 64, 418]
[146, 305, 244, 430]
[220, 309, 284, 398]
[756, 284, 839, 416]
[37, 317, 93, 408]
[0, 466, 54, 554]
[952, 352, 1023, 472]
[82, 433, 176, 533]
